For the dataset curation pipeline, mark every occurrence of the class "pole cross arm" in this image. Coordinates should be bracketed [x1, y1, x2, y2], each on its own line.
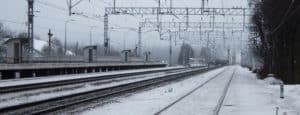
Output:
[121, 50, 131, 53]
[139, 21, 253, 29]
[105, 7, 254, 16]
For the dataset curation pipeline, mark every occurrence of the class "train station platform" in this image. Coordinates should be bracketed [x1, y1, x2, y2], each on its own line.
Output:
[0, 62, 167, 80]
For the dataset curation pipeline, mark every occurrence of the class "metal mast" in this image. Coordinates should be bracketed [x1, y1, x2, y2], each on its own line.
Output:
[28, 0, 34, 53]
[104, 14, 109, 55]
[169, 30, 173, 66]
[138, 27, 142, 57]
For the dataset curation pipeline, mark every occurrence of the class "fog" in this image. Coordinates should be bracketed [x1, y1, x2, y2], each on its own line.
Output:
[0, 0, 249, 62]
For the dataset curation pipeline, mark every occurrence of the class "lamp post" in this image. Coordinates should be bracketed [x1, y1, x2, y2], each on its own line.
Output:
[89, 26, 97, 45]
[64, 19, 75, 55]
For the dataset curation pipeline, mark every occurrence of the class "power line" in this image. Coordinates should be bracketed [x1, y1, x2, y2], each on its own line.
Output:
[0, 18, 53, 31]
[36, 1, 68, 15]
[36, 0, 67, 12]
[0, 19, 26, 25]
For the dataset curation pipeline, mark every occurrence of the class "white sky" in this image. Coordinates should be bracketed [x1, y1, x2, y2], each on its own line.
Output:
[0, 0, 249, 52]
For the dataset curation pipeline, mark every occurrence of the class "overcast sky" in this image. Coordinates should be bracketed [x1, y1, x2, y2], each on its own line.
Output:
[0, 0, 249, 54]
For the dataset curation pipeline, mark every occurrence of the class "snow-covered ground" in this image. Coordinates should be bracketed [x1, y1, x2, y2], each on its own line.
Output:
[0, 67, 188, 109]
[34, 39, 75, 56]
[158, 67, 235, 115]
[220, 67, 300, 115]
[279, 85, 300, 114]
[79, 66, 229, 115]
[79, 66, 300, 115]
[2, 65, 299, 115]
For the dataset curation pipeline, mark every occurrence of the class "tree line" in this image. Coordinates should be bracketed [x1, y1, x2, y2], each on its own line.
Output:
[250, 0, 300, 84]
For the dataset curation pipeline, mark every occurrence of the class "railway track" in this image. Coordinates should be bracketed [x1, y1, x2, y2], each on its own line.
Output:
[213, 67, 236, 115]
[0, 67, 188, 94]
[0, 66, 220, 115]
[154, 66, 236, 115]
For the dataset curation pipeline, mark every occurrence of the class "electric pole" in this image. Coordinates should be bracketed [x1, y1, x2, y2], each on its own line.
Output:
[48, 29, 53, 56]
[138, 26, 142, 57]
[201, 0, 205, 9]
[113, 0, 116, 13]
[68, 0, 72, 16]
[75, 41, 79, 55]
[67, 0, 86, 16]
[170, 0, 173, 10]
[169, 30, 173, 66]
[28, 0, 34, 54]
[207, 31, 211, 64]
[104, 14, 109, 55]
[157, 0, 161, 33]
[186, 8, 189, 30]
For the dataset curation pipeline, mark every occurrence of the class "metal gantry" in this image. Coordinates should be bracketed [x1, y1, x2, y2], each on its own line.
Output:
[103, 7, 253, 55]
[139, 21, 253, 30]
[137, 21, 249, 62]
[67, 0, 86, 16]
[105, 7, 253, 16]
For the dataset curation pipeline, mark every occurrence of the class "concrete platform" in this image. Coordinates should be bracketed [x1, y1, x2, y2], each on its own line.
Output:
[0, 62, 167, 79]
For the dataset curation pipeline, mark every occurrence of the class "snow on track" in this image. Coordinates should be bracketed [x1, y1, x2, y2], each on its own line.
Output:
[0, 66, 184, 87]
[158, 67, 235, 115]
[79, 66, 229, 115]
[0, 70, 177, 109]
[81, 66, 300, 115]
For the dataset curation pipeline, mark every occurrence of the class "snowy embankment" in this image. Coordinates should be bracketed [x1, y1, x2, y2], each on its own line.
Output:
[220, 66, 300, 115]
[265, 82, 300, 115]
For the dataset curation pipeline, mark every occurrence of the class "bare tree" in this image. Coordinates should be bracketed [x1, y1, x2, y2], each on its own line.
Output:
[178, 43, 195, 65]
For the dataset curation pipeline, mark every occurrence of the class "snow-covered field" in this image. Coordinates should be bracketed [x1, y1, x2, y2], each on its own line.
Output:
[79, 66, 300, 115]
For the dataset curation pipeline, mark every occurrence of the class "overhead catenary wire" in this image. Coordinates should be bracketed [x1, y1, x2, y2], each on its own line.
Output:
[36, 0, 68, 13]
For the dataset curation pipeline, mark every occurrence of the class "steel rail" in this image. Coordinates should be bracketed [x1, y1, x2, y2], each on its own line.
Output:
[213, 68, 237, 115]
[154, 67, 230, 115]
[0, 66, 220, 115]
[0, 67, 188, 94]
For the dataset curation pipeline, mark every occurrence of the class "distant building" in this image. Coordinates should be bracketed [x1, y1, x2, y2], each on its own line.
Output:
[83, 45, 97, 63]
[4, 38, 29, 63]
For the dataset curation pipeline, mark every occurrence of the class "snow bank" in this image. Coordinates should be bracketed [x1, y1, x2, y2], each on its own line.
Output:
[34, 39, 75, 56]
[34, 39, 48, 52]
[66, 50, 75, 56]
[284, 85, 300, 114]
[263, 77, 283, 85]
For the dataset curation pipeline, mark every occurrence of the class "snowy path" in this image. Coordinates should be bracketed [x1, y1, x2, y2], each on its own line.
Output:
[219, 66, 300, 115]
[79, 66, 229, 115]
